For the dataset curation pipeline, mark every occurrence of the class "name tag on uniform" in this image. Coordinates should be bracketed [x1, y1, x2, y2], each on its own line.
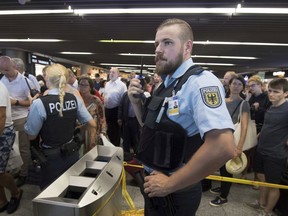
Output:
[168, 96, 179, 116]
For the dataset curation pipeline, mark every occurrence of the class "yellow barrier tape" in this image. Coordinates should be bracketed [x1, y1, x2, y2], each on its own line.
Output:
[123, 161, 144, 169]
[121, 209, 145, 216]
[91, 164, 143, 216]
[207, 175, 288, 189]
[123, 162, 288, 190]
[92, 168, 124, 216]
[122, 166, 136, 210]
[120, 162, 288, 216]
[122, 162, 145, 215]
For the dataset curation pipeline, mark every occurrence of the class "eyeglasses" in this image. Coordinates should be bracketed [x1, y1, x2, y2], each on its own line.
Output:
[79, 84, 89, 87]
[248, 84, 257, 88]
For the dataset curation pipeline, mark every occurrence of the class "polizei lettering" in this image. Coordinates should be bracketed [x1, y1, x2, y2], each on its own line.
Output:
[201, 86, 218, 93]
[49, 100, 77, 113]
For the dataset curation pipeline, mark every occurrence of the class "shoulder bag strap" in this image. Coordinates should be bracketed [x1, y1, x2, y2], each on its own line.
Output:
[231, 100, 242, 119]
[24, 77, 32, 91]
[237, 100, 245, 123]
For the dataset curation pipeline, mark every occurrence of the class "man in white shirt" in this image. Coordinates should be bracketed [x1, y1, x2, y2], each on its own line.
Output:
[67, 68, 78, 89]
[12, 58, 40, 92]
[151, 72, 163, 95]
[104, 67, 127, 146]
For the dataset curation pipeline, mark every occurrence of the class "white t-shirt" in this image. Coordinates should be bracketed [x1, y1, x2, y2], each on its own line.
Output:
[1, 72, 31, 120]
[104, 78, 127, 109]
[0, 82, 13, 127]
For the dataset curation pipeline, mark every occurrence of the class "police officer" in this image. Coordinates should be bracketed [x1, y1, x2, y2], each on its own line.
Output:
[24, 64, 96, 189]
[128, 19, 236, 216]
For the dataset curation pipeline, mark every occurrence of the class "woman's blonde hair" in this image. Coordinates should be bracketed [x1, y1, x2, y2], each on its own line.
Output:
[248, 75, 266, 91]
[45, 64, 67, 117]
[248, 75, 263, 86]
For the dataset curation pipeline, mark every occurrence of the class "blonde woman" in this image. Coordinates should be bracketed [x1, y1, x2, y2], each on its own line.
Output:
[24, 64, 96, 189]
[43, 66, 83, 101]
[210, 75, 250, 206]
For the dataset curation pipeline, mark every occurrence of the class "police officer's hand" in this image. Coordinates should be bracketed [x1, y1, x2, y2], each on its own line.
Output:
[128, 78, 144, 104]
[143, 171, 171, 197]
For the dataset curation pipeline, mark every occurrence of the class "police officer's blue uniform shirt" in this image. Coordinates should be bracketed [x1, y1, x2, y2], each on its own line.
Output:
[24, 89, 92, 136]
[164, 58, 234, 138]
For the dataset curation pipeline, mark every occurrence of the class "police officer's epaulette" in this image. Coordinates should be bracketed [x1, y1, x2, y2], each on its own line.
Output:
[152, 65, 204, 97]
[173, 65, 204, 93]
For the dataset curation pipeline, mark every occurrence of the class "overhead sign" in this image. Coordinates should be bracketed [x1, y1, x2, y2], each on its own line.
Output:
[31, 54, 52, 65]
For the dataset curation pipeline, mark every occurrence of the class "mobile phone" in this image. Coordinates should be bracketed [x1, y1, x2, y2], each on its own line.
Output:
[133, 74, 145, 98]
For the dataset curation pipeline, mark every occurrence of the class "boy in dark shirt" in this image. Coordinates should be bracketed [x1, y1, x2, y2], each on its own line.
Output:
[245, 78, 288, 216]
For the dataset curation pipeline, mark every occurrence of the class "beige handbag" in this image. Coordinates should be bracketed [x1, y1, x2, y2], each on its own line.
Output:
[233, 101, 258, 151]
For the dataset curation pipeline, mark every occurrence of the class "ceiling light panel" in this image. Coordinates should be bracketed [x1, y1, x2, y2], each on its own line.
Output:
[0, 39, 62, 42]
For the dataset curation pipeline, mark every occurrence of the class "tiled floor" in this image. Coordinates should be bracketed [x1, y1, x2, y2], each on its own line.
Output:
[3, 171, 281, 216]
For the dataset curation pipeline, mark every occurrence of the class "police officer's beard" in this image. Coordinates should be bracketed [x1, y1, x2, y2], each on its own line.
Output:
[155, 53, 183, 76]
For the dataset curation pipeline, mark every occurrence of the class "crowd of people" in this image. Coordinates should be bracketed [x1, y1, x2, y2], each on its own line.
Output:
[0, 18, 287, 216]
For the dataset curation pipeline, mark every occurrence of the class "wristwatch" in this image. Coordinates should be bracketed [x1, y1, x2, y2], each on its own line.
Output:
[15, 100, 19, 106]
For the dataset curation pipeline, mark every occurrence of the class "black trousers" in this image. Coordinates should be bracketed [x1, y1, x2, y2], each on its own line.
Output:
[144, 182, 202, 216]
[219, 164, 233, 199]
[40, 151, 79, 189]
[122, 117, 140, 153]
[105, 107, 121, 146]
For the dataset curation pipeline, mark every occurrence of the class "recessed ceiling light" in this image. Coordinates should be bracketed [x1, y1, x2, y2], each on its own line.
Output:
[194, 63, 234, 66]
[1, 6, 288, 16]
[60, 52, 93, 55]
[0, 38, 62, 42]
[74, 8, 235, 15]
[99, 62, 234, 67]
[119, 53, 257, 60]
[74, 7, 288, 15]
[99, 39, 153, 43]
[100, 40, 288, 47]
[195, 41, 288, 46]
[0, 9, 73, 15]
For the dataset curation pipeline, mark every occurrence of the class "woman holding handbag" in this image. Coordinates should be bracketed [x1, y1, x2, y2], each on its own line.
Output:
[210, 75, 250, 206]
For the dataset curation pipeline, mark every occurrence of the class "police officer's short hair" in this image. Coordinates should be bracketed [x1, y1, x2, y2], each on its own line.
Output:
[157, 18, 193, 43]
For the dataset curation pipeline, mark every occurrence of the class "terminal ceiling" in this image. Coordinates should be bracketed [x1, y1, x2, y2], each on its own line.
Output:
[0, 0, 288, 77]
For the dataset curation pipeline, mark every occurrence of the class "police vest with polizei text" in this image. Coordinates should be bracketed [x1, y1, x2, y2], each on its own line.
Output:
[39, 93, 78, 147]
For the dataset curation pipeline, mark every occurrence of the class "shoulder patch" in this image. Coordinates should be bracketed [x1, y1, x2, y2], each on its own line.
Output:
[200, 86, 222, 108]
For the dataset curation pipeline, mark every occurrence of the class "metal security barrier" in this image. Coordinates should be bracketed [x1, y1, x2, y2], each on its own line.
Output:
[33, 135, 123, 216]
